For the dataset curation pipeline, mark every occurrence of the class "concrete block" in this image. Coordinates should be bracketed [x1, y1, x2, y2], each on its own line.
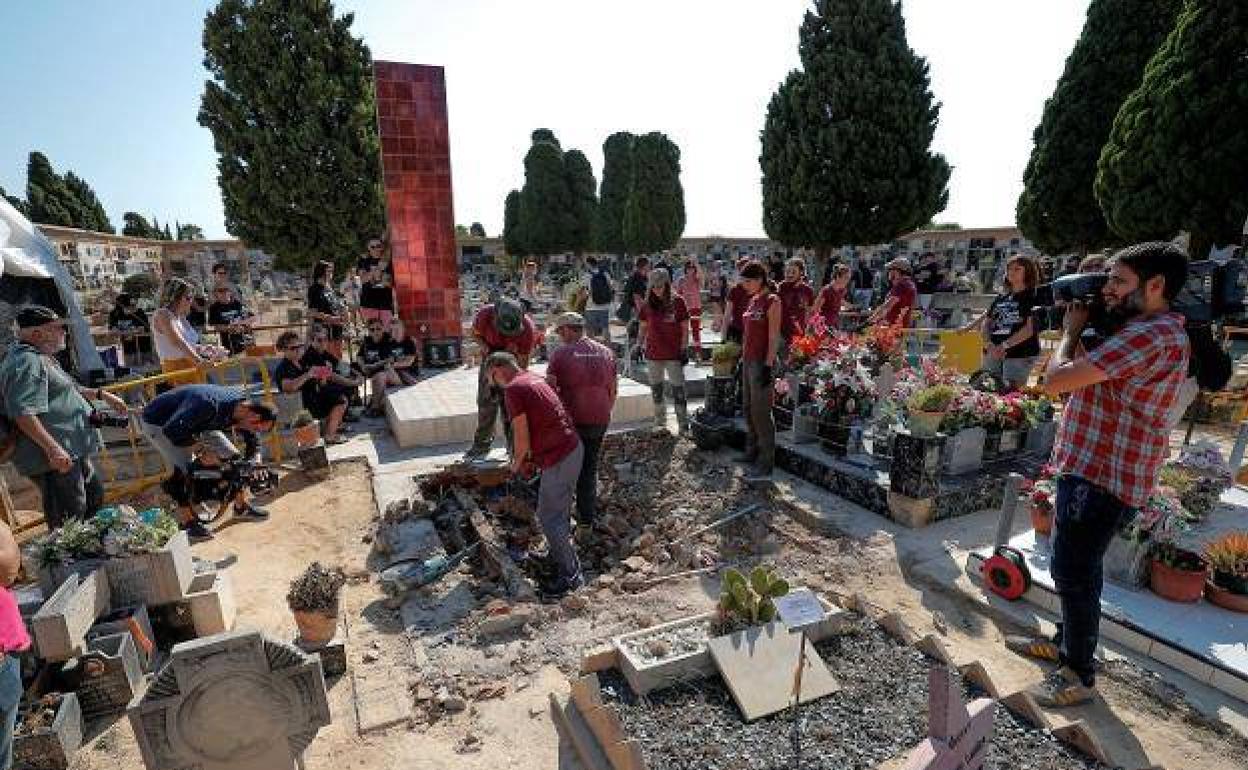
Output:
[958, 660, 1001, 699]
[878, 612, 919, 645]
[13, 691, 83, 770]
[354, 677, 412, 734]
[1150, 639, 1216, 684]
[887, 490, 935, 528]
[1000, 691, 1050, 730]
[32, 570, 111, 662]
[103, 530, 194, 606]
[71, 632, 144, 718]
[605, 740, 647, 770]
[914, 634, 954, 665]
[1052, 721, 1112, 766]
[87, 604, 156, 672]
[186, 569, 237, 637]
[296, 633, 347, 678]
[570, 673, 604, 714]
[549, 693, 613, 770]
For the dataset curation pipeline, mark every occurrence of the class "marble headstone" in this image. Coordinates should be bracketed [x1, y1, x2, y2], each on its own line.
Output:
[902, 665, 995, 770]
[890, 431, 943, 499]
[128, 630, 331, 770]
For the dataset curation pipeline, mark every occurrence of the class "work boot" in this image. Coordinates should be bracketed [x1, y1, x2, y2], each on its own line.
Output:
[652, 412, 669, 434]
[1028, 666, 1095, 708]
[183, 520, 214, 543]
[1005, 635, 1061, 662]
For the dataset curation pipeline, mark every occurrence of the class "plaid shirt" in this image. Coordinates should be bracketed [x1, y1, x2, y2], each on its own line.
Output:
[1052, 311, 1189, 507]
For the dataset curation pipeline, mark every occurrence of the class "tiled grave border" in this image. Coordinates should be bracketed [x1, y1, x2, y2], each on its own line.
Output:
[554, 590, 1164, 770]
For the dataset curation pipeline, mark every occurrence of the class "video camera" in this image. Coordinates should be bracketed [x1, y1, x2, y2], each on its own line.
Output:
[190, 458, 279, 499]
[1033, 259, 1244, 324]
[88, 410, 130, 429]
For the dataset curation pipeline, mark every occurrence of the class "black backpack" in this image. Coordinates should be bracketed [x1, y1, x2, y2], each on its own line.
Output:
[590, 269, 614, 306]
[1187, 322, 1232, 391]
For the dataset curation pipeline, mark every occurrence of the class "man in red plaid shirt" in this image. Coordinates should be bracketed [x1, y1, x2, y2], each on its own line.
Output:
[1007, 241, 1190, 707]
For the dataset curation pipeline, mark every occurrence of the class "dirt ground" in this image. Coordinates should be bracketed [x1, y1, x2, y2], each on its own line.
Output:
[61, 440, 1248, 770]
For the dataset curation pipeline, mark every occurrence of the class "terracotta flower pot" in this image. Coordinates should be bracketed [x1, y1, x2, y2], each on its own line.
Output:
[1149, 559, 1208, 603]
[1206, 581, 1248, 613]
[292, 608, 339, 645]
[1029, 503, 1053, 536]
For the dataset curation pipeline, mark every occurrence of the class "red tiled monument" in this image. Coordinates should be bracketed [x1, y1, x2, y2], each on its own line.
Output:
[373, 61, 462, 363]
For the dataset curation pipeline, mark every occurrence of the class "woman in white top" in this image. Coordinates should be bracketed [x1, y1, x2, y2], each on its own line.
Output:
[151, 278, 222, 384]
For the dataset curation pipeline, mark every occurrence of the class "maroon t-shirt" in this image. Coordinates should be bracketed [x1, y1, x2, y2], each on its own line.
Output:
[639, 296, 690, 361]
[473, 305, 537, 355]
[727, 283, 750, 332]
[742, 292, 779, 362]
[778, 279, 815, 341]
[817, 285, 846, 329]
[883, 277, 917, 327]
[503, 371, 579, 469]
[547, 337, 617, 427]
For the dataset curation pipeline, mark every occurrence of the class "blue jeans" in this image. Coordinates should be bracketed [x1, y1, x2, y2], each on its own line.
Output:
[0, 655, 22, 770]
[1050, 475, 1132, 686]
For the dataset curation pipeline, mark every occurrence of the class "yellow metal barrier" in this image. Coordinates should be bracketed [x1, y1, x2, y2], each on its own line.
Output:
[97, 355, 284, 502]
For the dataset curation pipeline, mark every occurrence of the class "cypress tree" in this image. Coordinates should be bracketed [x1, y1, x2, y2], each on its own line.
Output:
[199, 0, 385, 270]
[469, 222, 486, 237]
[163, 222, 174, 241]
[759, 0, 949, 261]
[623, 132, 685, 255]
[1017, 0, 1181, 255]
[595, 132, 635, 255]
[63, 171, 115, 233]
[563, 149, 598, 256]
[0, 185, 28, 218]
[518, 131, 571, 256]
[123, 212, 154, 238]
[1096, 0, 1248, 256]
[502, 189, 526, 257]
[178, 223, 205, 240]
[25, 151, 78, 227]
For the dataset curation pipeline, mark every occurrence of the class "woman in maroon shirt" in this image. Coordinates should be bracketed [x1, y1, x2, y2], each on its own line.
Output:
[738, 261, 782, 476]
[638, 268, 691, 435]
[810, 264, 852, 330]
[777, 257, 815, 343]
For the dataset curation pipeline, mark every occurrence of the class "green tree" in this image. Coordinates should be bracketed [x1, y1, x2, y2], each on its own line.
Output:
[1017, 0, 1181, 255]
[503, 189, 526, 257]
[0, 185, 28, 217]
[469, 222, 486, 237]
[595, 132, 635, 254]
[63, 171, 114, 233]
[760, 0, 950, 264]
[122, 212, 155, 238]
[199, 0, 385, 270]
[163, 222, 173, 240]
[25, 151, 78, 227]
[563, 149, 598, 255]
[177, 222, 206, 240]
[623, 132, 685, 254]
[122, 271, 160, 300]
[1096, 0, 1248, 258]
[518, 130, 571, 256]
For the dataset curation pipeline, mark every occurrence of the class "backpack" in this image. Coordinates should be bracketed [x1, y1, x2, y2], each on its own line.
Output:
[590, 269, 614, 306]
[1186, 322, 1232, 391]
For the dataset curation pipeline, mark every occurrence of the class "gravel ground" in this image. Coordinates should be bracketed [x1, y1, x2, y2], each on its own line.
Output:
[601, 615, 1106, 770]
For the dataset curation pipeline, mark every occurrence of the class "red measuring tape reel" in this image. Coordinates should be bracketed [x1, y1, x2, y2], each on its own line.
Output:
[981, 545, 1032, 600]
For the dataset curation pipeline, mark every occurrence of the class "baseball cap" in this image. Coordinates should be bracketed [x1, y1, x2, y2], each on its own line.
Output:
[494, 298, 525, 337]
[16, 305, 66, 329]
[555, 312, 585, 329]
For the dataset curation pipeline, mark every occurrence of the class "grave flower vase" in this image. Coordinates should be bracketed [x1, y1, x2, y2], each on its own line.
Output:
[907, 410, 944, 438]
[293, 602, 340, 646]
[1149, 560, 1208, 603]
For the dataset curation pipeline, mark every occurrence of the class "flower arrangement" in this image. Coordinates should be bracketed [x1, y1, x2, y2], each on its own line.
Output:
[1018, 393, 1055, 428]
[991, 392, 1028, 430]
[1123, 490, 1192, 545]
[786, 332, 823, 369]
[1205, 532, 1248, 594]
[906, 383, 959, 414]
[939, 387, 1000, 433]
[287, 561, 347, 614]
[35, 506, 180, 568]
[1021, 464, 1057, 514]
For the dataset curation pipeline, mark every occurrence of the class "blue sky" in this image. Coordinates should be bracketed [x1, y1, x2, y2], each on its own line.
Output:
[0, 1, 1090, 241]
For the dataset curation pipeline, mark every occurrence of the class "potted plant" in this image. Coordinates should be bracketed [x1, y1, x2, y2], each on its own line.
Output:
[287, 562, 346, 645]
[1204, 532, 1248, 612]
[710, 341, 741, 377]
[1021, 465, 1057, 535]
[996, 393, 1028, 453]
[291, 409, 321, 448]
[714, 566, 790, 636]
[813, 365, 875, 456]
[1149, 543, 1208, 603]
[905, 384, 958, 437]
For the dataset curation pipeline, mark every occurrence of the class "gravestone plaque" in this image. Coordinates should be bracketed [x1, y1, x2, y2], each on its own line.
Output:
[128, 631, 331, 770]
[902, 665, 995, 770]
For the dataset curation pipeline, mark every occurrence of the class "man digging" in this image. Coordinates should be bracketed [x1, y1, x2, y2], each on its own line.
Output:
[466, 298, 537, 459]
[485, 351, 585, 600]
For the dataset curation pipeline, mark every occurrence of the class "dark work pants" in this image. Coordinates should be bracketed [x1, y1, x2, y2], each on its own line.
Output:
[1050, 475, 1131, 687]
[472, 359, 512, 454]
[574, 424, 608, 527]
[32, 457, 104, 529]
[741, 361, 775, 470]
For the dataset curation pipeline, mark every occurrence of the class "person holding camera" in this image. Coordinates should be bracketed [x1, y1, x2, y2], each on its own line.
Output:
[1007, 242, 1190, 708]
[638, 268, 691, 436]
[183, 431, 275, 523]
[961, 254, 1042, 391]
[140, 384, 277, 541]
[738, 262, 781, 477]
[0, 306, 128, 528]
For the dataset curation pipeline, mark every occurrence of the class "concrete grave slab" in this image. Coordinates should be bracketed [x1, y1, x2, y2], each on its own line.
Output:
[32, 570, 110, 662]
[386, 363, 653, 448]
[127, 630, 330, 770]
[707, 622, 839, 722]
[352, 675, 412, 734]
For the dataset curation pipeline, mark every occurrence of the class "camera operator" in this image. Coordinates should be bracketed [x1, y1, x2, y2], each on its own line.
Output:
[140, 384, 276, 541]
[1007, 242, 1190, 708]
[0, 306, 128, 528]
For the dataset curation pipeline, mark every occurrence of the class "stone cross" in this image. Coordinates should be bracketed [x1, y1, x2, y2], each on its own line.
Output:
[128, 631, 331, 770]
[902, 665, 995, 770]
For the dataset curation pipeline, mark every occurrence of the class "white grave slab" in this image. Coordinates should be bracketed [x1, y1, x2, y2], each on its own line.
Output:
[385, 363, 653, 448]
